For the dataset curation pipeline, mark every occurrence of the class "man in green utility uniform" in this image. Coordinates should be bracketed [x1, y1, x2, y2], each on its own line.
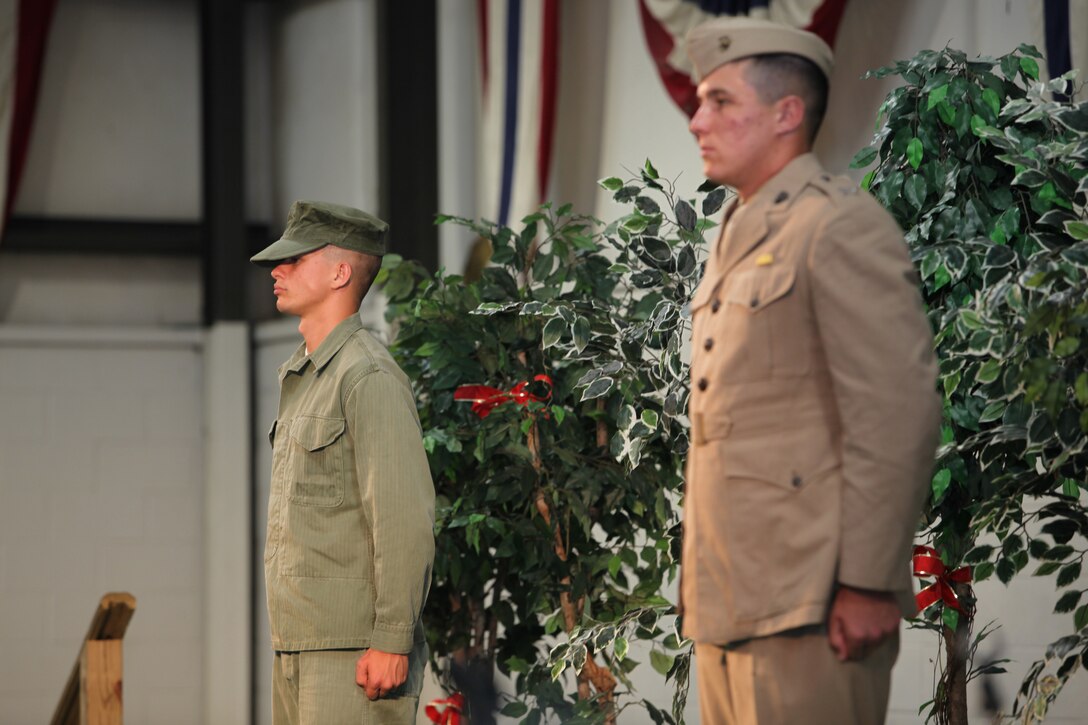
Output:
[252, 200, 435, 725]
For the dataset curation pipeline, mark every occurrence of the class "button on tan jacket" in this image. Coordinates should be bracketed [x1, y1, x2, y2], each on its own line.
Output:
[266, 315, 435, 653]
[681, 153, 941, 645]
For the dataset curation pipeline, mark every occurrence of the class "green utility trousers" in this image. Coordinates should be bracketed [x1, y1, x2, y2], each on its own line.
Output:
[272, 640, 427, 725]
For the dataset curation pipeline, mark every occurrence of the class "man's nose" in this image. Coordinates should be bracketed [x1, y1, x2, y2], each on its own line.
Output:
[689, 106, 705, 135]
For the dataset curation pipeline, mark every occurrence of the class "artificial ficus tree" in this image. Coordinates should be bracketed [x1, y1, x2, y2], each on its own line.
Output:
[379, 162, 724, 724]
[852, 45, 1088, 723]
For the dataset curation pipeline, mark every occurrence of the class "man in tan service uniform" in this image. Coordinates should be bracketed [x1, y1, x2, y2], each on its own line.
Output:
[252, 201, 435, 725]
[680, 17, 941, 724]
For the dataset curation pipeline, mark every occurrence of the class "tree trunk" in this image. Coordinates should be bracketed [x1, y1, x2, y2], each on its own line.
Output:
[940, 582, 973, 725]
[528, 418, 617, 723]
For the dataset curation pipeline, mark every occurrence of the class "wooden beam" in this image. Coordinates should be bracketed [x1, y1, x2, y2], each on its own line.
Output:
[50, 593, 136, 725]
[80, 641, 124, 725]
[0, 217, 269, 257]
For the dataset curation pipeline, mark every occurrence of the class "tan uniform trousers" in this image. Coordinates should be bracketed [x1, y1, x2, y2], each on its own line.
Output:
[695, 629, 898, 725]
[272, 640, 427, 725]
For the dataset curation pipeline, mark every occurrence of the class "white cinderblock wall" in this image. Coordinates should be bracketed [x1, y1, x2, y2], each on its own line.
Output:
[0, 328, 204, 724]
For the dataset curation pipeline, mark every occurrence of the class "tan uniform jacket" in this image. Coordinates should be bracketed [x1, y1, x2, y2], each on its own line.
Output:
[681, 153, 941, 645]
[266, 315, 435, 653]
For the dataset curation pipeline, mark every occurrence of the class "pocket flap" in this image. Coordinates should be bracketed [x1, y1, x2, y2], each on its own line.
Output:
[290, 415, 346, 452]
[723, 426, 838, 490]
[692, 412, 733, 446]
[725, 266, 796, 311]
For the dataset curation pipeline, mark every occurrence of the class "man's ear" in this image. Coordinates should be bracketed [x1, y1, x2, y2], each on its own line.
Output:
[775, 95, 806, 136]
[331, 261, 353, 290]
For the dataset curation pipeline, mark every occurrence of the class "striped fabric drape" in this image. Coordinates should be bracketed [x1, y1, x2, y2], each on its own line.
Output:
[1039, 0, 1088, 102]
[476, 0, 559, 228]
[0, 0, 58, 236]
[638, 0, 849, 117]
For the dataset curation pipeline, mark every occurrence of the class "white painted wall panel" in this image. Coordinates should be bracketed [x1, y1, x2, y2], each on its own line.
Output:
[0, 331, 204, 724]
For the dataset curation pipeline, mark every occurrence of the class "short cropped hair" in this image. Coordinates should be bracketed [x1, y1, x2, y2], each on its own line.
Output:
[743, 53, 829, 144]
[322, 245, 383, 303]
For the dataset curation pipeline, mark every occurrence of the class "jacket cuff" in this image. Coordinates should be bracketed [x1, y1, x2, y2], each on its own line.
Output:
[369, 621, 417, 654]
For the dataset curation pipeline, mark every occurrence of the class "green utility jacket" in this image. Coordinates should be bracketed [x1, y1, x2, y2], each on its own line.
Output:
[265, 315, 435, 653]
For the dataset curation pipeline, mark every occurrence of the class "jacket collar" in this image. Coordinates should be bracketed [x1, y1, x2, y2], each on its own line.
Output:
[714, 152, 825, 276]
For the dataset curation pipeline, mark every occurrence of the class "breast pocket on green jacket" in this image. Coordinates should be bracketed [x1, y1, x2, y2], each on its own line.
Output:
[287, 415, 347, 507]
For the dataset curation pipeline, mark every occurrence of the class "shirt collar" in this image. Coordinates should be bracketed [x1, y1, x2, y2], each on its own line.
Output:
[279, 314, 363, 380]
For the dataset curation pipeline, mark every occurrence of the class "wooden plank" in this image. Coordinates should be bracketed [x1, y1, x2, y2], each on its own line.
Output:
[50, 593, 136, 725]
[85, 592, 136, 641]
[80, 640, 123, 725]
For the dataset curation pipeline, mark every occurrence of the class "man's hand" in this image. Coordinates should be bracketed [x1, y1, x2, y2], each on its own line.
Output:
[827, 585, 901, 662]
[355, 649, 409, 700]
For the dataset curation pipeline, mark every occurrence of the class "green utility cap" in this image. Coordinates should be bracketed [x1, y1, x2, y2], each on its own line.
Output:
[250, 200, 389, 266]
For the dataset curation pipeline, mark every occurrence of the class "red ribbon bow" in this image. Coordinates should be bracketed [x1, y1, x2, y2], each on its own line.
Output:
[425, 693, 465, 725]
[913, 545, 972, 613]
[454, 375, 553, 418]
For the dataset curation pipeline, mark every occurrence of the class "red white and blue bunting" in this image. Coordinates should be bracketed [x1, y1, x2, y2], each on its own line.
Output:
[638, 0, 849, 117]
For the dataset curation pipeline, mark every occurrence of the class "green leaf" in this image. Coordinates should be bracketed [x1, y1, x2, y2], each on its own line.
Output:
[644, 159, 659, 180]
[598, 176, 623, 191]
[927, 83, 949, 110]
[1066, 221, 1088, 240]
[978, 401, 1006, 423]
[1000, 54, 1019, 80]
[1055, 338, 1080, 358]
[551, 405, 566, 425]
[702, 187, 728, 216]
[613, 636, 629, 661]
[970, 114, 987, 136]
[581, 376, 614, 401]
[904, 175, 927, 209]
[674, 200, 698, 231]
[974, 561, 995, 581]
[943, 607, 960, 632]
[571, 316, 591, 353]
[933, 265, 951, 290]
[976, 359, 1001, 384]
[960, 310, 984, 330]
[1055, 590, 1082, 614]
[414, 341, 440, 357]
[542, 317, 565, 349]
[1076, 604, 1088, 631]
[1035, 557, 1061, 574]
[1057, 562, 1082, 588]
[501, 702, 529, 717]
[932, 468, 952, 503]
[649, 650, 675, 676]
[506, 655, 530, 673]
[907, 137, 924, 170]
[981, 88, 1001, 117]
[850, 145, 879, 169]
[937, 100, 956, 126]
[1019, 56, 1040, 80]
[1063, 478, 1081, 497]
